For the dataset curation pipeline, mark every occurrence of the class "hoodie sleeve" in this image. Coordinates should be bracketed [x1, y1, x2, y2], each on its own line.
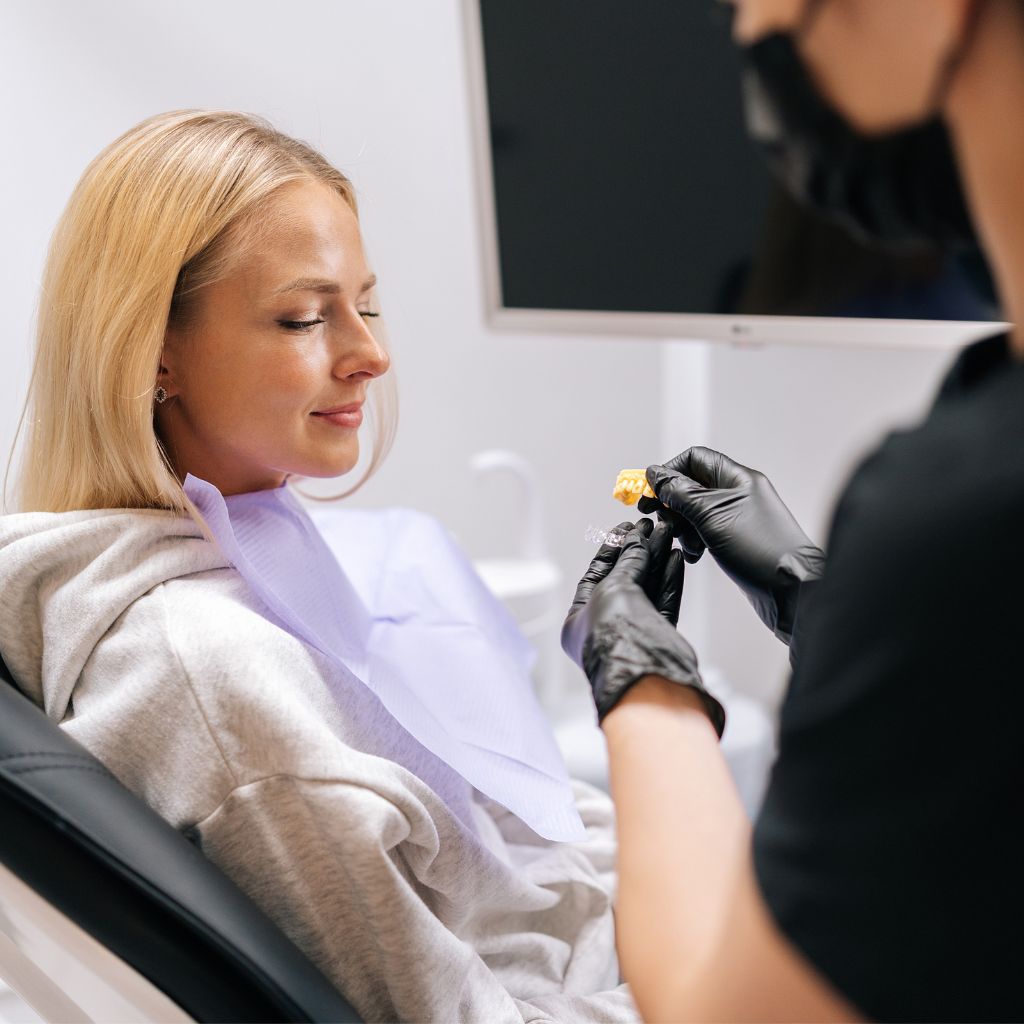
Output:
[478, 777, 620, 901]
[193, 774, 636, 1024]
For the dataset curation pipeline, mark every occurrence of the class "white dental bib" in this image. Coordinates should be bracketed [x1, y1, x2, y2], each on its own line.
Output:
[184, 474, 584, 842]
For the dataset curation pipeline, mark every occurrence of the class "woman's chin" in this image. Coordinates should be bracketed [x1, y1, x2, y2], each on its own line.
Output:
[297, 452, 361, 480]
[292, 436, 361, 479]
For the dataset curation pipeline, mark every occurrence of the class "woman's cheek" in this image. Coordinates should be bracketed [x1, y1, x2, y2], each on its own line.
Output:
[259, 353, 322, 402]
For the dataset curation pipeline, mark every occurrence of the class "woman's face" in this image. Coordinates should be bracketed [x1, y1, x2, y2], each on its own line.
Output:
[157, 178, 389, 496]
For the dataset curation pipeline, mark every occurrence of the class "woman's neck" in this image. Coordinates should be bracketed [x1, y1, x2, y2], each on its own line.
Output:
[945, 0, 1024, 358]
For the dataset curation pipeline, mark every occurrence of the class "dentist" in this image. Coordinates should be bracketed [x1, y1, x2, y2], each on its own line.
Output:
[563, 1, 1024, 1020]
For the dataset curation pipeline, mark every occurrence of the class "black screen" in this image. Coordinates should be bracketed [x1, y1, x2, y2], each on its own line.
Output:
[478, 0, 996, 321]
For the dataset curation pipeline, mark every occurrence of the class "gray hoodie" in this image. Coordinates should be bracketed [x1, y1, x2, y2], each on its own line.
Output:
[0, 507, 637, 1024]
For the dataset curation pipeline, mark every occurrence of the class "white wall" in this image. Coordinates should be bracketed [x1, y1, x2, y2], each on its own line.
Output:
[0, 0, 977, 713]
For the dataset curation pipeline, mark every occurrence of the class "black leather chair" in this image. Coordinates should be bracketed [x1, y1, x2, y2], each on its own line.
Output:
[0, 658, 361, 1023]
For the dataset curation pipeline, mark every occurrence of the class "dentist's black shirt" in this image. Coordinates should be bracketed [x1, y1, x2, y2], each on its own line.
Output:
[753, 333, 1024, 1023]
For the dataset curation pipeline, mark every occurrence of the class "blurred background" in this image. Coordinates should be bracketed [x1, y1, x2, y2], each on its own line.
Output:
[0, 0, 971, 801]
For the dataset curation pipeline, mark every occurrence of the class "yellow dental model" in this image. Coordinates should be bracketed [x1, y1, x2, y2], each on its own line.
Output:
[613, 469, 656, 506]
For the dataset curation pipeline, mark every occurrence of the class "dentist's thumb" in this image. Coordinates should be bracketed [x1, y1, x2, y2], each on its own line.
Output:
[642, 464, 710, 563]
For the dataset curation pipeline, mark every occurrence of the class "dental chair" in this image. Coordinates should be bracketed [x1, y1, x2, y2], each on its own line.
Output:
[0, 658, 361, 1023]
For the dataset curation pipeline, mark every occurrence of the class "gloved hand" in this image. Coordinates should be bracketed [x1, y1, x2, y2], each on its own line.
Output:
[639, 446, 824, 645]
[561, 518, 725, 735]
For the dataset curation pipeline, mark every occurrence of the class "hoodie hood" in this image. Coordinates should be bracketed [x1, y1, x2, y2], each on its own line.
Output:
[0, 508, 227, 721]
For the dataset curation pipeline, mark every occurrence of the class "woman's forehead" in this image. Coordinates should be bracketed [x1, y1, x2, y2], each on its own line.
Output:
[262, 181, 360, 256]
[231, 184, 369, 295]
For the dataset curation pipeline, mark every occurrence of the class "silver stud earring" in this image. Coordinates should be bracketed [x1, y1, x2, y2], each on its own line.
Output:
[154, 385, 168, 404]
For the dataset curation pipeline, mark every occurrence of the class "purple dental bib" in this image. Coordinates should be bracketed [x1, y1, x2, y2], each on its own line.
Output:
[184, 474, 584, 842]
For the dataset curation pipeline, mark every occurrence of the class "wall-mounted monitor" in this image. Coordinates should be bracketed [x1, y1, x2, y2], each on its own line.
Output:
[463, 0, 1005, 349]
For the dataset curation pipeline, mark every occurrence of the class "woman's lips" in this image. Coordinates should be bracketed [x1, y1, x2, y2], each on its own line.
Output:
[311, 404, 363, 428]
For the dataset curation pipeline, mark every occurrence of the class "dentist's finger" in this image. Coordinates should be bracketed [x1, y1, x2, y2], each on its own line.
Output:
[637, 495, 707, 563]
[656, 548, 685, 625]
[568, 519, 635, 612]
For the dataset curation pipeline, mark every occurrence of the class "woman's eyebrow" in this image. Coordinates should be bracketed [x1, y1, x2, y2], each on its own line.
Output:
[273, 273, 377, 296]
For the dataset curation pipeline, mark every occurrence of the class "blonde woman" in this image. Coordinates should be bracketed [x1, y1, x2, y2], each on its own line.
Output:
[0, 110, 638, 1024]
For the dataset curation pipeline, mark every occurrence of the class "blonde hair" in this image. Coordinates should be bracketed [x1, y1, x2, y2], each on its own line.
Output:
[13, 109, 397, 514]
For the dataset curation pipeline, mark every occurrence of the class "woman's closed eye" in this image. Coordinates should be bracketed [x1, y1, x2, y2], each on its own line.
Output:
[279, 318, 324, 332]
[278, 312, 380, 332]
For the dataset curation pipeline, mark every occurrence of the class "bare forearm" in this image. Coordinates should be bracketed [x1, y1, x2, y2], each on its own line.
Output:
[603, 676, 751, 1020]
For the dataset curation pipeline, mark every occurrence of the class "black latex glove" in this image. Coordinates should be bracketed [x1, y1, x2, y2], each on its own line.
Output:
[561, 518, 726, 735]
[639, 446, 825, 645]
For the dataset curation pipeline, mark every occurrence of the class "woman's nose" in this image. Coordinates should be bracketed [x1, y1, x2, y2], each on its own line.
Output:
[336, 317, 391, 381]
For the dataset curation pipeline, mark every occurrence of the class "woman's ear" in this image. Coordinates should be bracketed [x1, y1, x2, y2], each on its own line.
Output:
[156, 327, 184, 401]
